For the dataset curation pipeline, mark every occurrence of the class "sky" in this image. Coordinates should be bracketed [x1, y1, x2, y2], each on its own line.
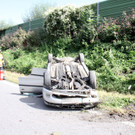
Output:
[0, 0, 105, 25]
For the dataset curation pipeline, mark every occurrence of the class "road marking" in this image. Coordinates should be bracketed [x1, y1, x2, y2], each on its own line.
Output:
[122, 121, 135, 128]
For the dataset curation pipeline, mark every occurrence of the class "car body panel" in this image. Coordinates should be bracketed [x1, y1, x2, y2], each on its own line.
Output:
[18, 54, 99, 108]
[42, 88, 99, 106]
[18, 68, 46, 94]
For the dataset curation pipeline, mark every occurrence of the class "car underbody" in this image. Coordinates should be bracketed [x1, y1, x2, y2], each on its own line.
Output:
[19, 53, 99, 108]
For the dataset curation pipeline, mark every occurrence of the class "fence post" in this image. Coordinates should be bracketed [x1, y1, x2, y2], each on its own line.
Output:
[97, 2, 99, 23]
[29, 21, 31, 31]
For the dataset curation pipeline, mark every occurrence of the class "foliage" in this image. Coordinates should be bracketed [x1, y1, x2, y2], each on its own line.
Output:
[98, 90, 135, 114]
[22, 3, 54, 22]
[0, 28, 28, 50]
[0, 6, 135, 94]
[0, 28, 45, 50]
[97, 8, 135, 42]
[120, 9, 135, 41]
[3, 48, 48, 74]
[2, 39, 135, 94]
[0, 20, 13, 30]
[97, 18, 121, 42]
[44, 5, 97, 45]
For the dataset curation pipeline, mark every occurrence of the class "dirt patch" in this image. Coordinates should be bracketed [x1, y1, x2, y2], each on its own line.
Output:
[124, 103, 135, 120]
[78, 107, 135, 122]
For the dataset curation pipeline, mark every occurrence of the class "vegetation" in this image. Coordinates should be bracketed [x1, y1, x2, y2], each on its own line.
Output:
[0, 6, 135, 94]
[22, 3, 54, 22]
[0, 20, 13, 30]
[4, 70, 26, 84]
[98, 90, 135, 114]
[0, 28, 45, 50]
[44, 6, 97, 45]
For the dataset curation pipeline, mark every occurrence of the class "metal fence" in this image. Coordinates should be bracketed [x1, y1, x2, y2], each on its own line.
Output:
[0, 18, 45, 37]
[0, 0, 135, 38]
[99, 0, 135, 18]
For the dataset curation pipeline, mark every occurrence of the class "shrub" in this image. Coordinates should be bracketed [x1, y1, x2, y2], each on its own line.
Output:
[120, 9, 135, 41]
[97, 18, 121, 42]
[0, 28, 45, 50]
[97, 8, 135, 43]
[23, 28, 46, 49]
[44, 5, 97, 45]
[0, 28, 28, 50]
[3, 48, 48, 74]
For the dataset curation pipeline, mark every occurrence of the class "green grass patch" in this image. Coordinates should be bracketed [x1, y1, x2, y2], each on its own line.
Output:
[2, 41, 135, 94]
[98, 90, 135, 114]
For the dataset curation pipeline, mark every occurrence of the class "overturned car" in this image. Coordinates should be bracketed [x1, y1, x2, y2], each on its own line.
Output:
[19, 53, 99, 108]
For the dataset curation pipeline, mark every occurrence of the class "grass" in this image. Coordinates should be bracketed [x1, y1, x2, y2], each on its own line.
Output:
[4, 70, 26, 84]
[98, 90, 135, 114]
[3, 42, 135, 94]
[4, 70, 135, 114]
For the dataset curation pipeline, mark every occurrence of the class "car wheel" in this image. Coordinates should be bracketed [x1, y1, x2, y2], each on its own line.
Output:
[44, 70, 51, 88]
[48, 54, 52, 63]
[89, 71, 96, 89]
[79, 53, 84, 63]
[20, 92, 23, 95]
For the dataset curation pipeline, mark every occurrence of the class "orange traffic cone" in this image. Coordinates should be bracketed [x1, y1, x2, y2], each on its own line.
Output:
[0, 67, 5, 80]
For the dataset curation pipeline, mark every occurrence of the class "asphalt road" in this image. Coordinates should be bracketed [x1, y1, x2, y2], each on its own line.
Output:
[0, 80, 135, 135]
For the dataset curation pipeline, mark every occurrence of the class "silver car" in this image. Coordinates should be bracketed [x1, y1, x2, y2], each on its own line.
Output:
[19, 53, 99, 108]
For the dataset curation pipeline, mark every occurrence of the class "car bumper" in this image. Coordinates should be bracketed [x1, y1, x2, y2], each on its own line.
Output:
[42, 88, 99, 107]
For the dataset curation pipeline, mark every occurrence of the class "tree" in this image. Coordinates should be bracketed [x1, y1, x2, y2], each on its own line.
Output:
[0, 20, 12, 30]
[22, 3, 54, 22]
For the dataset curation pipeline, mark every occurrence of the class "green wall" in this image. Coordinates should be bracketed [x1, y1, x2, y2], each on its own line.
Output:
[4, 18, 45, 35]
[1, 0, 135, 37]
[99, 0, 135, 18]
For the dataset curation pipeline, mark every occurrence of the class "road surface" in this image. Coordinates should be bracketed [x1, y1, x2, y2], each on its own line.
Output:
[0, 80, 135, 135]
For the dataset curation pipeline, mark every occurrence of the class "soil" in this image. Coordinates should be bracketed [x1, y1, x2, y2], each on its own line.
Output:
[78, 106, 135, 122]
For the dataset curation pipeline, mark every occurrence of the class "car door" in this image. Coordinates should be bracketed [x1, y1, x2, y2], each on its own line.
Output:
[19, 68, 46, 94]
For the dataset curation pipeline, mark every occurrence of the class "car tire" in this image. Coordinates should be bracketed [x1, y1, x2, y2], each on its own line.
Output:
[20, 92, 23, 95]
[44, 70, 51, 88]
[79, 53, 84, 63]
[48, 54, 52, 63]
[89, 71, 96, 89]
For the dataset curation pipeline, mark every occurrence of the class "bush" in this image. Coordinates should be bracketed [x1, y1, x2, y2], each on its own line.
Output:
[97, 18, 121, 42]
[0, 28, 45, 50]
[97, 8, 135, 43]
[3, 48, 48, 74]
[120, 9, 135, 41]
[23, 28, 46, 49]
[44, 5, 97, 45]
[0, 28, 28, 50]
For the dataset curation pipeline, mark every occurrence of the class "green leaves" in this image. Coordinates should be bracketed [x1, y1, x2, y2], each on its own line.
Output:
[44, 6, 96, 45]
